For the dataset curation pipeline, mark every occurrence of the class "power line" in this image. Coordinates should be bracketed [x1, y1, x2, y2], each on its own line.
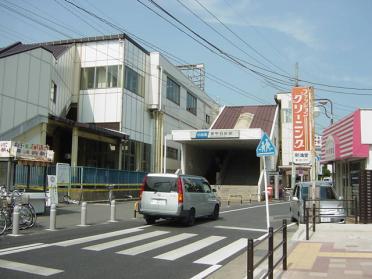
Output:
[140, 0, 372, 95]
[193, 0, 291, 76]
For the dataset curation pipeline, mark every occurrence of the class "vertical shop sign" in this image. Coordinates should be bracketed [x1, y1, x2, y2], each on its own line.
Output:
[292, 87, 313, 164]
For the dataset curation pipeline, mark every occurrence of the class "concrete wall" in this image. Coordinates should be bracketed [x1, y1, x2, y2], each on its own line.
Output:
[150, 53, 220, 172]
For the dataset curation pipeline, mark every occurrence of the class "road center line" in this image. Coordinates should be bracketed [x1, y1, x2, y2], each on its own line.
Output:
[220, 202, 290, 214]
[214, 226, 267, 232]
[0, 244, 51, 256]
[0, 243, 44, 253]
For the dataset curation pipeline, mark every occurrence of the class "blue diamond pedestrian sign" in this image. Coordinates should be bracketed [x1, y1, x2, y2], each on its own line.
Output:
[256, 133, 276, 157]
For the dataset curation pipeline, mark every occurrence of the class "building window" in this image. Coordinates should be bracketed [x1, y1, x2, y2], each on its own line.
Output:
[50, 81, 57, 103]
[186, 92, 197, 115]
[167, 146, 178, 160]
[80, 65, 122, 90]
[166, 77, 180, 105]
[95, 66, 107, 88]
[107, 65, 122, 88]
[80, 67, 95, 90]
[206, 114, 210, 124]
[124, 66, 144, 96]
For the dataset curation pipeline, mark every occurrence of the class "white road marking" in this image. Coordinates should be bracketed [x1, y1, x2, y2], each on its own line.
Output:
[194, 238, 247, 265]
[83, 230, 170, 251]
[214, 226, 267, 232]
[0, 244, 51, 256]
[117, 233, 197, 256]
[54, 227, 143, 247]
[154, 236, 226, 261]
[220, 202, 290, 214]
[0, 243, 44, 253]
[0, 259, 63, 276]
[190, 265, 222, 279]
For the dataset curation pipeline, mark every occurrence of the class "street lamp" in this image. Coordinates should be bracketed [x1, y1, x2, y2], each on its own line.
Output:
[315, 98, 333, 124]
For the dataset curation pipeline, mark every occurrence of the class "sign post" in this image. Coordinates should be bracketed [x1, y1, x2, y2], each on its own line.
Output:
[256, 132, 277, 230]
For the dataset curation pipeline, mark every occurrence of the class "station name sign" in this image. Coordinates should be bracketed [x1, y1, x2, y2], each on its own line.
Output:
[191, 129, 240, 139]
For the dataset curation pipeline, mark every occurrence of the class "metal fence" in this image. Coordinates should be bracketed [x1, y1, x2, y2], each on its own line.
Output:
[247, 220, 287, 279]
[14, 165, 146, 200]
[304, 198, 358, 240]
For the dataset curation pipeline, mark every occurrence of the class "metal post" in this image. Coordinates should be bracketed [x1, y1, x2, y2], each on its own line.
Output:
[303, 200, 307, 225]
[110, 200, 117, 222]
[313, 203, 316, 232]
[81, 202, 87, 226]
[268, 227, 274, 279]
[354, 197, 358, 224]
[50, 203, 56, 230]
[306, 208, 309, 240]
[263, 156, 270, 230]
[11, 205, 20, 236]
[247, 238, 254, 279]
[282, 219, 287, 270]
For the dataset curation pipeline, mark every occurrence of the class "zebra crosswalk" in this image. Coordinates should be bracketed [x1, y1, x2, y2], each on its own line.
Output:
[0, 226, 251, 277]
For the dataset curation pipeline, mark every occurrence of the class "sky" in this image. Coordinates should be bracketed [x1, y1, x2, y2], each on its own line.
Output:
[0, 0, 371, 132]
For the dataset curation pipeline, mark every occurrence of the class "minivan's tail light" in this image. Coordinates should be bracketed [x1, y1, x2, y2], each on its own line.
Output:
[139, 176, 147, 199]
[177, 177, 183, 203]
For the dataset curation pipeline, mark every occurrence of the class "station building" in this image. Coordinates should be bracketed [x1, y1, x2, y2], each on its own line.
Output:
[0, 34, 219, 177]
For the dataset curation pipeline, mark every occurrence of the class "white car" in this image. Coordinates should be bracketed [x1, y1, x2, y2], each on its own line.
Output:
[139, 173, 220, 226]
[290, 181, 345, 223]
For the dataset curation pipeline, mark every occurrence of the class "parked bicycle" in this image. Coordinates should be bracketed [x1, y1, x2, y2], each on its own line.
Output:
[0, 186, 37, 235]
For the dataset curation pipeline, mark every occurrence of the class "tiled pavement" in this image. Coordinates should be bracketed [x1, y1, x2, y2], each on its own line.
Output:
[209, 223, 372, 279]
[275, 223, 372, 279]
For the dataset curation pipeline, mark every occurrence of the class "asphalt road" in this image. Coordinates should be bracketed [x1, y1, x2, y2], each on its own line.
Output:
[0, 201, 292, 279]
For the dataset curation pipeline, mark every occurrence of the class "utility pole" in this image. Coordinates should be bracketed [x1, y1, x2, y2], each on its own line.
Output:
[291, 63, 298, 188]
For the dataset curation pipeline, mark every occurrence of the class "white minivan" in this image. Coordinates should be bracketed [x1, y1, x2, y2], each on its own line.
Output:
[139, 173, 220, 226]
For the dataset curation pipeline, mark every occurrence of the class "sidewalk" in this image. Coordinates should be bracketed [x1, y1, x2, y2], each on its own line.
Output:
[281, 223, 372, 279]
[208, 223, 372, 279]
[27, 201, 141, 233]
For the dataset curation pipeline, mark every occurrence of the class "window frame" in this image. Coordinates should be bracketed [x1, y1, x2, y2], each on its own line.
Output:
[50, 81, 57, 103]
[186, 91, 197, 115]
[166, 77, 180, 105]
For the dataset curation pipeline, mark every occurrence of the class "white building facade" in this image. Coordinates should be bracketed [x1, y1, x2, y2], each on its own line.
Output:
[0, 34, 219, 172]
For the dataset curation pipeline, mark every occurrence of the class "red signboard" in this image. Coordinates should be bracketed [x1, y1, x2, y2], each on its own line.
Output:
[292, 87, 313, 164]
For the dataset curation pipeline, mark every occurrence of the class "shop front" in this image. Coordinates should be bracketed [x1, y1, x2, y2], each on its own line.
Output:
[321, 109, 372, 201]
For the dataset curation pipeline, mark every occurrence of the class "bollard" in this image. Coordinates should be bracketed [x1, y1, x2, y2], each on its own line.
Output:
[134, 201, 138, 218]
[110, 200, 117, 222]
[50, 204, 56, 230]
[12, 205, 20, 236]
[80, 202, 87, 226]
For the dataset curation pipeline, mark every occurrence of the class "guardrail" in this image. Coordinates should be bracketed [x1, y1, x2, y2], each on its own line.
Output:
[304, 198, 358, 240]
[247, 219, 287, 279]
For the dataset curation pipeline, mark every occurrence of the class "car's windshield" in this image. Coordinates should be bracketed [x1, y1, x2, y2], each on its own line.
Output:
[301, 185, 337, 200]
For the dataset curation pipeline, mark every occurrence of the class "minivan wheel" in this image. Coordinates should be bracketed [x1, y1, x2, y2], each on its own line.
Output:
[211, 205, 219, 220]
[144, 215, 156, 225]
[184, 209, 195, 226]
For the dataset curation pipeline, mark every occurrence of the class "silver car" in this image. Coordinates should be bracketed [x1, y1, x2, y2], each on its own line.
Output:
[290, 181, 346, 223]
[139, 173, 220, 226]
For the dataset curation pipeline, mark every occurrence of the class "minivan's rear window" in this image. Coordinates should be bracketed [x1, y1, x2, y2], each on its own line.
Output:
[145, 177, 177, 192]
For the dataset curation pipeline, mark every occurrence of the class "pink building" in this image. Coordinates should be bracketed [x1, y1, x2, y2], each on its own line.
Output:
[321, 109, 372, 200]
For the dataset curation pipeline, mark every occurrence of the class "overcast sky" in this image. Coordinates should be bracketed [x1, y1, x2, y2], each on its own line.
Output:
[1, 0, 371, 131]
